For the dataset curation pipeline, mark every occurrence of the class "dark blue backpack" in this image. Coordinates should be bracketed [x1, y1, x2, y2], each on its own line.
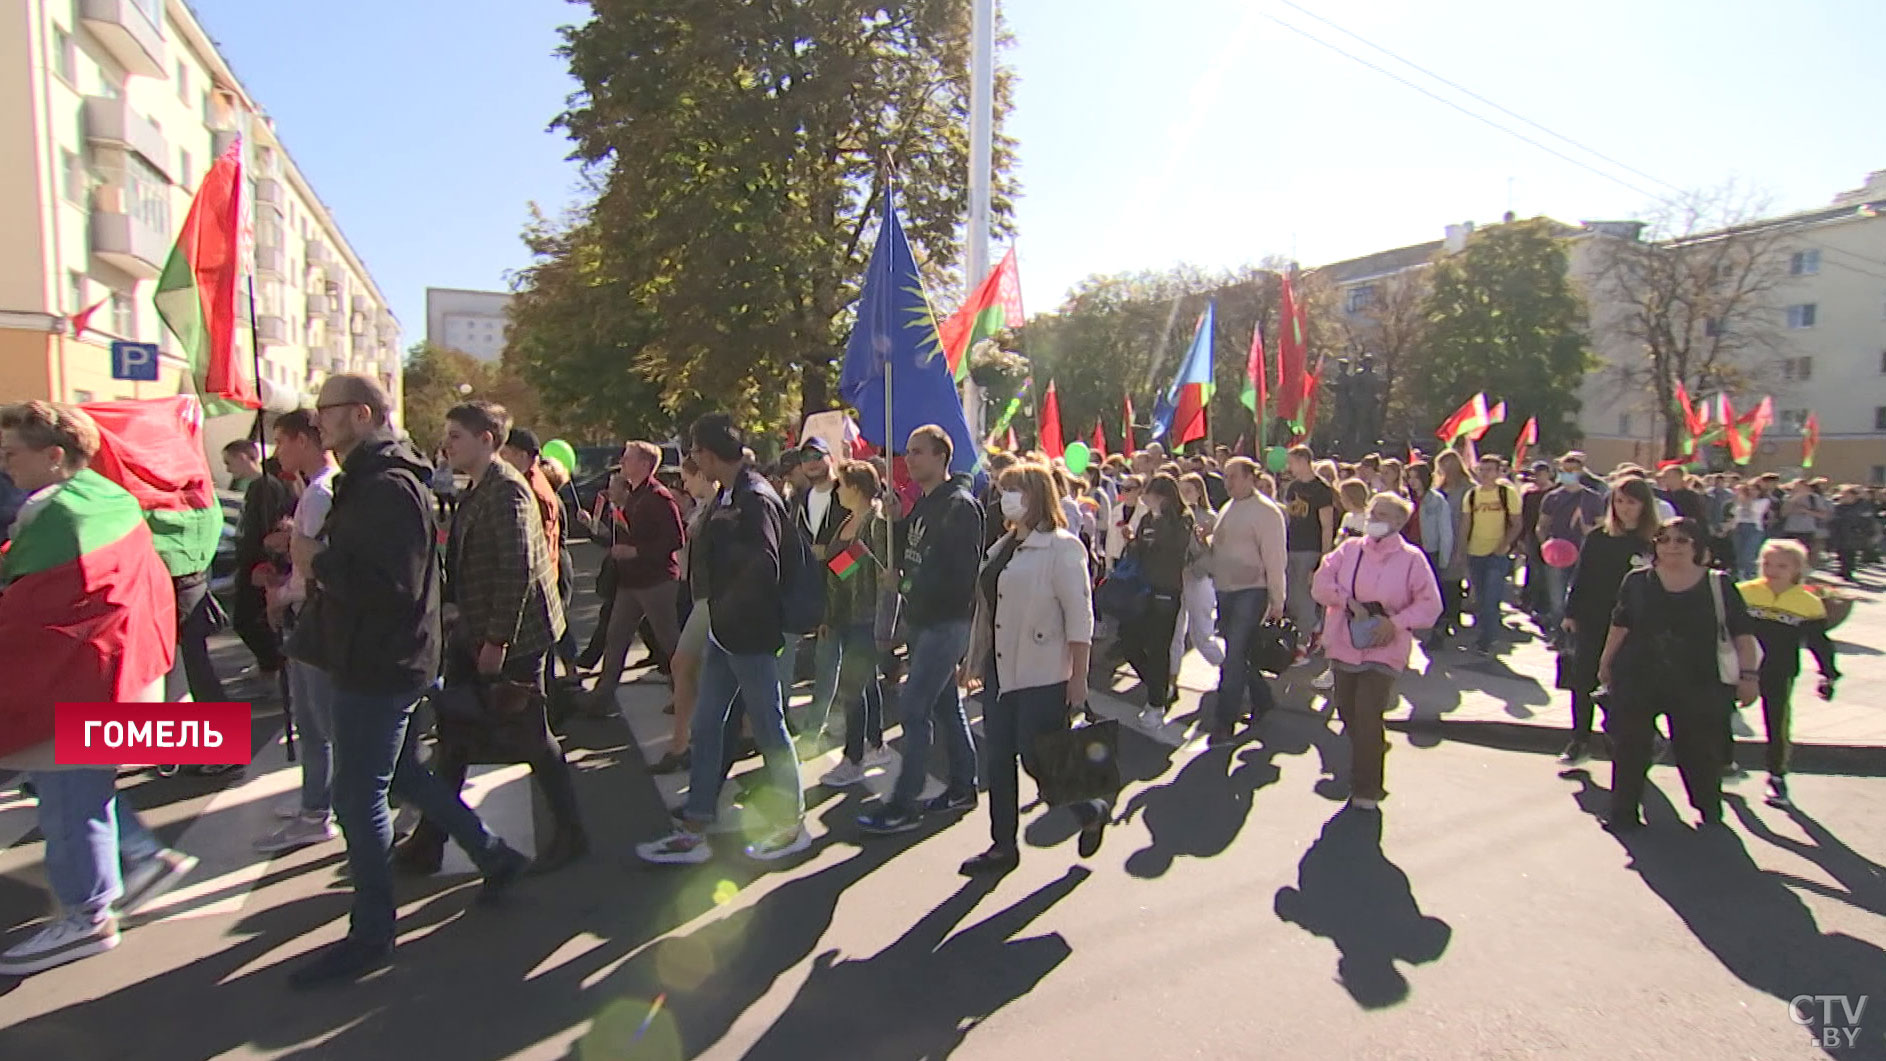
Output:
[1096, 553, 1151, 623]
[780, 521, 826, 635]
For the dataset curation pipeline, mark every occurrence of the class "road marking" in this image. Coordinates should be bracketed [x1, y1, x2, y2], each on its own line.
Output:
[138, 728, 299, 921]
[441, 764, 535, 874]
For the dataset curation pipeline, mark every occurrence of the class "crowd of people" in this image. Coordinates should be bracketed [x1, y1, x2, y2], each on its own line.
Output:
[0, 376, 1878, 988]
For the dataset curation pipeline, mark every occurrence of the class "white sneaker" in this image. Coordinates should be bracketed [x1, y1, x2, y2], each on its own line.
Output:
[862, 743, 895, 769]
[1350, 797, 1380, 811]
[0, 912, 119, 976]
[1139, 707, 1165, 729]
[636, 828, 711, 865]
[1311, 670, 1335, 691]
[255, 813, 339, 854]
[819, 758, 867, 788]
[118, 849, 198, 915]
[746, 823, 812, 862]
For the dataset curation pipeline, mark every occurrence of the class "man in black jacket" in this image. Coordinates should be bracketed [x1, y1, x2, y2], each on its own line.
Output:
[637, 413, 809, 865]
[287, 374, 528, 989]
[859, 424, 984, 835]
[779, 436, 850, 740]
[224, 440, 293, 678]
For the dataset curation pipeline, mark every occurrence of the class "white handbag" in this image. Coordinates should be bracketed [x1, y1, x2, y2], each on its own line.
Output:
[1706, 572, 1740, 686]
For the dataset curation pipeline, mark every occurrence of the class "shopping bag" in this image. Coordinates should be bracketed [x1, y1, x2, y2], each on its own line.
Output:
[1032, 717, 1122, 807]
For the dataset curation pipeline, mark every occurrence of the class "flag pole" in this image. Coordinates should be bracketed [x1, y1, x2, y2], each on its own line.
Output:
[963, 0, 994, 443]
[245, 274, 266, 460]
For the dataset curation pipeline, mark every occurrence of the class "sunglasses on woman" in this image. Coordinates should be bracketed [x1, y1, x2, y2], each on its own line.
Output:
[1653, 534, 1694, 546]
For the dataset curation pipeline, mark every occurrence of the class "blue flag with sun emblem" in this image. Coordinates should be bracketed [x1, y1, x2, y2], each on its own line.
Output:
[840, 179, 980, 476]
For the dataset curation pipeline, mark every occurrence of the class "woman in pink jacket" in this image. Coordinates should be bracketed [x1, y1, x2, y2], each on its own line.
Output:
[1311, 492, 1443, 810]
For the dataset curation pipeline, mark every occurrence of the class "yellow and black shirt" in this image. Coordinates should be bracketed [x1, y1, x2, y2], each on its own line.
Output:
[1737, 579, 1840, 682]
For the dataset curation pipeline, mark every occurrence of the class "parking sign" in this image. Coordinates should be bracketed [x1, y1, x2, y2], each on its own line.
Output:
[111, 341, 160, 382]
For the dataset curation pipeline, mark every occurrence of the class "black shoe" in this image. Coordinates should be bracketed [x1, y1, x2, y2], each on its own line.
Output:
[923, 789, 977, 815]
[1076, 800, 1109, 858]
[958, 847, 1019, 877]
[288, 938, 392, 990]
[531, 830, 589, 875]
[857, 806, 925, 835]
[477, 845, 531, 903]
[1207, 725, 1239, 747]
[650, 748, 691, 775]
[1556, 740, 1591, 767]
[1765, 776, 1793, 809]
[1600, 814, 1644, 834]
[391, 834, 443, 876]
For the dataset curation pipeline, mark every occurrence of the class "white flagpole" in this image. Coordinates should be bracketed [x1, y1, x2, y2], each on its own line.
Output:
[963, 0, 995, 443]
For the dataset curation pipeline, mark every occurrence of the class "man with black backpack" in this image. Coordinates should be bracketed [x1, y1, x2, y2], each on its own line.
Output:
[637, 414, 811, 865]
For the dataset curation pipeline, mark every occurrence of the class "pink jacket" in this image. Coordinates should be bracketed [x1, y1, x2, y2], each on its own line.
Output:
[1311, 534, 1444, 672]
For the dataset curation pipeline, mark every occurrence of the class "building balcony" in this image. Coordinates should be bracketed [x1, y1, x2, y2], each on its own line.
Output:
[255, 178, 282, 211]
[91, 208, 168, 279]
[256, 245, 284, 277]
[350, 312, 369, 337]
[78, 0, 166, 79]
[210, 128, 239, 162]
[306, 240, 331, 269]
[256, 314, 287, 345]
[83, 96, 172, 178]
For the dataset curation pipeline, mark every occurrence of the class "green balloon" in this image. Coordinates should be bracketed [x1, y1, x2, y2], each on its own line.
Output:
[1062, 441, 1091, 476]
[541, 439, 577, 476]
[1264, 446, 1288, 474]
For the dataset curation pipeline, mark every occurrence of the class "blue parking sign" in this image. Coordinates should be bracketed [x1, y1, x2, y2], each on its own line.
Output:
[111, 341, 160, 382]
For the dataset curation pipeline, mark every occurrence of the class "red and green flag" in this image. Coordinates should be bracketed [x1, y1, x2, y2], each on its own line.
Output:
[1241, 320, 1268, 446]
[1437, 393, 1490, 443]
[937, 247, 1025, 383]
[1513, 415, 1539, 468]
[1091, 419, 1106, 459]
[827, 539, 873, 581]
[1803, 412, 1820, 468]
[1275, 273, 1308, 424]
[1469, 400, 1507, 442]
[1296, 353, 1324, 440]
[82, 396, 224, 576]
[0, 469, 177, 758]
[155, 138, 259, 416]
[1039, 379, 1065, 458]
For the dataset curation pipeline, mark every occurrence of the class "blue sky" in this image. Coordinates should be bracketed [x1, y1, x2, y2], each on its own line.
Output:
[192, 0, 1886, 340]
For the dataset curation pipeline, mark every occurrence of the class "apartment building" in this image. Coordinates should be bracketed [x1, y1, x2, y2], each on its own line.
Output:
[0, 0, 403, 472]
[1314, 171, 1886, 484]
[425, 287, 510, 362]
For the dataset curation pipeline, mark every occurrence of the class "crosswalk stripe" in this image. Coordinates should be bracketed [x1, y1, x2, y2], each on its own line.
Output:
[0, 785, 41, 856]
[441, 764, 535, 874]
[137, 728, 299, 921]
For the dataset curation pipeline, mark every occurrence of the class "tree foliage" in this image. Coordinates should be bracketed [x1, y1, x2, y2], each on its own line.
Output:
[1586, 185, 1789, 457]
[1409, 219, 1593, 454]
[510, 0, 1019, 438]
[400, 342, 556, 455]
[1329, 269, 1431, 442]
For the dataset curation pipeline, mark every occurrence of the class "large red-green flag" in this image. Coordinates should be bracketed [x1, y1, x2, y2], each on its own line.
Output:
[1241, 319, 1268, 448]
[0, 469, 176, 758]
[1275, 272, 1308, 424]
[937, 247, 1025, 384]
[1040, 379, 1065, 458]
[82, 396, 224, 577]
[1437, 393, 1490, 442]
[155, 138, 259, 415]
[1803, 412, 1821, 468]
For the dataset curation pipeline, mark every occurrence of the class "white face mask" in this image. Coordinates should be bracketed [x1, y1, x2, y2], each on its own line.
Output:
[1364, 520, 1394, 539]
[1000, 491, 1029, 523]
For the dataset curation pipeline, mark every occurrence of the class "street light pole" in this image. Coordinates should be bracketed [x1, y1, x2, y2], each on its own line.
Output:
[963, 0, 995, 442]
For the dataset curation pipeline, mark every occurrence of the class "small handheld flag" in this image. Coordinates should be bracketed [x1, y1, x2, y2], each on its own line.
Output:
[828, 539, 873, 580]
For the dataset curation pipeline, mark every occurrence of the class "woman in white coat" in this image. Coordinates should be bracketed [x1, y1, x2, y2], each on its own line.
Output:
[963, 462, 1106, 876]
[1169, 472, 1227, 677]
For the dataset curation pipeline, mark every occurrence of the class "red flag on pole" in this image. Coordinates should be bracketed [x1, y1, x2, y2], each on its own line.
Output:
[1300, 355, 1325, 439]
[1003, 425, 1017, 452]
[1513, 416, 1538, 468]
[154, 138, 259, 410]
[1040, 379, 1065, 458]
[1276, 272, 1307, 424]
[1470, 400, 1508, 442]
[1091, 420, 1106, 459]
[1436, 394, 1490, 442]
[68, 297, 109, 341]
[1803, 411, 1820, 468]
[1122, 394, 1136, 457]
[1241, 320, 1267, 449]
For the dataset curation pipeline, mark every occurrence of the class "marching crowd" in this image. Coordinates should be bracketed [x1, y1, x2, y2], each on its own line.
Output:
[0, 373, 1879, 988]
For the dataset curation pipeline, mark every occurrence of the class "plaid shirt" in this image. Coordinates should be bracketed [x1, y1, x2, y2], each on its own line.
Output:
[447, 459, 564, 659]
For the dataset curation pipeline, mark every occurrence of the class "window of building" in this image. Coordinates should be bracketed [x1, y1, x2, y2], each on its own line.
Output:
[1871, 466, 1885, 486]
[124, 154, 170, 232]
[68, 271, 86, 314]
[1778, 408, 1808, 433]
[61, 149, 85, 204]
[54, 27, 76, 84]
[1618, 412, 1633, 436]
[1789, 250, 1820, 276]
[175, 61, 188, 101]
[98, 74, 120, 100]
[1345, 285, 1379, 314]
[1703, 317, 1723, 338]
[1786, 303, 1817, 329]
[1877, 407, 1886, 432]
[73, 390, 94, 403]
[200, 89, 211, 124]
[1781, 356, 1814, 382]
[110, 291, 133, 337]
[178, 149, 192, 189]
[1880, 349, 1886, 374]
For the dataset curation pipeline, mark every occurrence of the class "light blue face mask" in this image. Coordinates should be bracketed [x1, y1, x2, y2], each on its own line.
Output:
[1558, 471, 1581, 486]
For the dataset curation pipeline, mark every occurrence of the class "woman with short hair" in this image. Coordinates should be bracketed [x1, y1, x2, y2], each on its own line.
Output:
[1554, 477, 1659, 766]
[1168, 472, 1226, 679]
[1310, 492, 1443, 810]
[1122, 473, 1193, 727]
[962, 463, 1103, 875]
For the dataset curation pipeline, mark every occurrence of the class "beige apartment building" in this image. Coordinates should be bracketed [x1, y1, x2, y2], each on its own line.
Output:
[1316, 171, 1886, 485]
[0, 0, 402, 473]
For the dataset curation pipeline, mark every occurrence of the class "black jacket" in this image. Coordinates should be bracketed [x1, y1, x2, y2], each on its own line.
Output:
[900, 479, 984, 628]
[301, 430, 442, 695]
[700, 465, 788, 655]
[235, 474, 295, 584]
[788, 482, 851, 558]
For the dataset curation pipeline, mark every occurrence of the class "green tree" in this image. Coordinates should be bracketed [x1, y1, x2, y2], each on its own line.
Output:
[400, 342, 556, 455]
[1409, 219, 1593, 454]
[519, 0, 1019, 434]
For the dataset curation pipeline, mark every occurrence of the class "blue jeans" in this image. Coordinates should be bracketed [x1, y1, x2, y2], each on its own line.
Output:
[776, 629, 841, 731]
[30, 769, 164, 918]
[1467, 553, 1511, 648]
[1733, 524, 1764, 581]
[329, 685, 506, 948]
[686, 640, 801, 825]
[1540, 563, 1570, 630]
[287, 660, 335, 816]
[824, 621, 885, 762]
[1214, 587, 1278, 727]
[891, 620, 978, 809]
[982, 680, 1071, 850]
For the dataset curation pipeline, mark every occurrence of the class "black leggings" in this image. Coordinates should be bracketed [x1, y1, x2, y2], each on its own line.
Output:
[1123, 593, 1183, 708]
[1607, 681, 1728, 822]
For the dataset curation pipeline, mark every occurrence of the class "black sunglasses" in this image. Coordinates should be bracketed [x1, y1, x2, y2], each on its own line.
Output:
[1653, 534, 1694, 545]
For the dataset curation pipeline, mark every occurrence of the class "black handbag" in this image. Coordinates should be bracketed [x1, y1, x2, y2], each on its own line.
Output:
[1032, 717, 1122, 807]
[1248, 616, 1300, 676]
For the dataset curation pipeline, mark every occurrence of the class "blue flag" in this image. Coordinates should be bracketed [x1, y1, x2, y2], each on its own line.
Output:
[839, 181, 980, 477]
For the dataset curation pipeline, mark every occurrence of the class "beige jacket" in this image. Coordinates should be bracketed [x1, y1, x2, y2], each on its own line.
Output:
[970, 528, 1095, 693]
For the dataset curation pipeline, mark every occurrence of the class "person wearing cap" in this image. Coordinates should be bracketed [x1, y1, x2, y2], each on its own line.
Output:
[1536, 451, 1607, 642]
[779, 436, 851, 745]
[1518, 460, 1555, 620]
[501, 428, 580, 678]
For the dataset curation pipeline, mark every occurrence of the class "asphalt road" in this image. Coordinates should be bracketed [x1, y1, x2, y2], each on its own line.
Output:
[2, 541, 1884, 1060]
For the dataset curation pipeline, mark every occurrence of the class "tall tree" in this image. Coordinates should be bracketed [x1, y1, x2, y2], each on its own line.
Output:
[527, 0, 1018, 433]
[1409, 218, 1593, 454]
[1330, 268, 1430, 441]
[1586, 185, 1789, 458]
[401, 342, 558, 455]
